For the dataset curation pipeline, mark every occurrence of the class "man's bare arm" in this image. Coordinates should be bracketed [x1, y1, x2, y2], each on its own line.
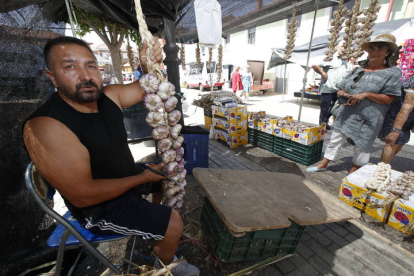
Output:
[385, 93, 414, 144]
[311, 65, 327, 80]
[23, 117, 165, 208]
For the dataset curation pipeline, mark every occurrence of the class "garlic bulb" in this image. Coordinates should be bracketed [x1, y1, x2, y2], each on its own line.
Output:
[172, 136, 184, 149]
[143, 94, 163, 111]
[164, 96, 178, 112]
[157, 81, 176, 100]
[139, 73, 160, 93]
[152, 126, 169, 140]
[165, 161, 179, 175]
[169, 124, 182, 140]
[146, 111, 164, 127]
[157, 138, 172, 153]
[162, 149, 177, 164]
[168, 110, 182, 127]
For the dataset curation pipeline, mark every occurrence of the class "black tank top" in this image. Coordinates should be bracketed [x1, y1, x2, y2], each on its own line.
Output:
[27, 93, 138, 218]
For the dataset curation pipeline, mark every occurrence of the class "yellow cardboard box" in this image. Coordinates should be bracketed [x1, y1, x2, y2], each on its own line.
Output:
[248, 120, 257, 129]
[212, 105, 247, 123]
[213, 118, 247, 133]
[337, 164, 402, 223]
[338, 180, 391, 222]
[256, 121, 273, 134]
[214, 129, 248, 149]
[204, 116, 212, 130]
[388, 198, 414, 235]
[282, 123, 326, 145]
[270, 116, 293, 137]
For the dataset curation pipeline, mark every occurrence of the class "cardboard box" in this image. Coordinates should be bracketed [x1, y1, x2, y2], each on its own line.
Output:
[338, 180, 391, 222]
[204, 116, 212, 130]
[212, 105, 247, 123]
[388, 198, 414, 235]
[256, 121, 273, 134]
[337, 164, 402, 222]
[270, 116, 293, 137]
[213, 117, 247, 133]
[214, 129, 247, 149]
[282, 123, 326, 145]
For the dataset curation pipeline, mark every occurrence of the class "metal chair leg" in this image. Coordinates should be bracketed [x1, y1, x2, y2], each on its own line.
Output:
[56, 230, 71, 276]
[68, 248, 84, 276]
[127, 236, 137, 273]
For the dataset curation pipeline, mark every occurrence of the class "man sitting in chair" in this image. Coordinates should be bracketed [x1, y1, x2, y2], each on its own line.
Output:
[23, 36, 199, 276]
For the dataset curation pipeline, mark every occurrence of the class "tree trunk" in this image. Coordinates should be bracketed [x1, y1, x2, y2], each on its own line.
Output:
[109, 47, 124, 84]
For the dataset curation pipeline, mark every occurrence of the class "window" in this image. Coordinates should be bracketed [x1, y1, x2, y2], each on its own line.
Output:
[225, 35, 230, 44]
[248, 28, 256, 44]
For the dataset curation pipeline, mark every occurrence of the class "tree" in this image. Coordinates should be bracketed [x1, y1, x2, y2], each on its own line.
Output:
[75, 9, 128, 84]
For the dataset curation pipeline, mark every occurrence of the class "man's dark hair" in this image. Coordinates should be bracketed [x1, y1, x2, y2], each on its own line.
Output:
[44, 36, 94, 70]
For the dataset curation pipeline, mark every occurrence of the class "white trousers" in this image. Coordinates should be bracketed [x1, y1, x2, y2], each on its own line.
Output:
[324, 129, 370, 167]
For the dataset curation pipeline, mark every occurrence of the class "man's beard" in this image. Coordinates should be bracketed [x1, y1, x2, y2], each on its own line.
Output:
[58, 81, 103, 103]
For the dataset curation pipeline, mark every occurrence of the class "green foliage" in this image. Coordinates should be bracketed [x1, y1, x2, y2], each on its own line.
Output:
[127, 30, 142, 47]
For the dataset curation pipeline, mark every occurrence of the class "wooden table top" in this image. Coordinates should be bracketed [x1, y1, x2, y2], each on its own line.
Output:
[193, 168, 360, 236]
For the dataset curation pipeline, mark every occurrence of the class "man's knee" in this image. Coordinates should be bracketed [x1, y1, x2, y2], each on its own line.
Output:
[165, 209, 183, 238]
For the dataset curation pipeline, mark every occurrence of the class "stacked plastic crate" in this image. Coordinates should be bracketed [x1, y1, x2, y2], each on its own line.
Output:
[248, 112, 326, 166]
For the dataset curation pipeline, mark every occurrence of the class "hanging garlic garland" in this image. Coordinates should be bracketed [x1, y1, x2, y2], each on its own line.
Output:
[352, 0, 381, 59]
[324, 0, 347, 61]
[126, 37, 135, 71]
[180, 43, 186, 70]
[208, 47, 213, 71]
[196, 43, 201, 70]
[134, 0, 186, 209]
[217, 45, 223, 82]
[342, 0, 363, 60]
[284, 5, 298, 60]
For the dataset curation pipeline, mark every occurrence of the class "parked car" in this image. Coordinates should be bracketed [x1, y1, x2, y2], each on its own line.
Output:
[184, 61, 225, 91]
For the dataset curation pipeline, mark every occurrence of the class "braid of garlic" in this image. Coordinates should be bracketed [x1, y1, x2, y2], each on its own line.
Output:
[180, 43, 186, 70]
[196, 43, 201, 70]
[324, 0, 347, 61]
[217, 45, 223, 82]
[134, 0, 164, 82]
[208, 47, 213, 70]
[284, 5, 298, 60]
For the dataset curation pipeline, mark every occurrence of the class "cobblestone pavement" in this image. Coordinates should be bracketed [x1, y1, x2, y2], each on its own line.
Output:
[185, 140, 414, 276]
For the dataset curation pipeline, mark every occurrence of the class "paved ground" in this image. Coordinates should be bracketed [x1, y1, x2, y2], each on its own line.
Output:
[126, 87, 414, 275]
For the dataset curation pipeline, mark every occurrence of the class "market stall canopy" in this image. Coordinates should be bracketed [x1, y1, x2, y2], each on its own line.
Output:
[176, 0, 352, 43]
[268, 18, 410, 69]
[0, 0, 351, 43]
[0, 0, 192, 35]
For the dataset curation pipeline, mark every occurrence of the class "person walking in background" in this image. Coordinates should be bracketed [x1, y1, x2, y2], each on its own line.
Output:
[312, 41, 348, 130]
[307, 34, 402, 174]
[133, 62, 143, 81]
[378, 39, 414, 164]
[231, 66, 243, 94]
[241, 65, 252, 102]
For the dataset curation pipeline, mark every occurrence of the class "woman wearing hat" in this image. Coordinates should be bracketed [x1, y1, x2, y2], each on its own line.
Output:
[378, 39, 414, 164]
[307, 34, 402, 174]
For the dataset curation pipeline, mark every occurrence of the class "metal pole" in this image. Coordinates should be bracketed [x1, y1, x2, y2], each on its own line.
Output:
[298, 0, 319, 122]
[163, 18, 185, 126]
[65, 0, 77, 37]
[282, 61, 287, 103]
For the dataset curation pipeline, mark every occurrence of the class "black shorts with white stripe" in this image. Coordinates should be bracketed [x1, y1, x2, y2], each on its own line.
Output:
[82, 191, 172, 240]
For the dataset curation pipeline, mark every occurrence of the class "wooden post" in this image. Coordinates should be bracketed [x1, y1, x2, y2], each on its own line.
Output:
[163, 18, 184, 126]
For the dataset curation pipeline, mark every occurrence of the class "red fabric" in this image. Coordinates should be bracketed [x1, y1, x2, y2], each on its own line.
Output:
[231, 71, 242, 93]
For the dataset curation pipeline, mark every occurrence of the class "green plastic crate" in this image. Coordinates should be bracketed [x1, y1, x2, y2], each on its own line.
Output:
[274, 137, 323, 166]
[200, 198, 305, 262]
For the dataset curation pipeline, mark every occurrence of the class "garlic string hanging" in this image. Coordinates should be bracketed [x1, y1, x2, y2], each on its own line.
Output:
[134, 0, 186, 209]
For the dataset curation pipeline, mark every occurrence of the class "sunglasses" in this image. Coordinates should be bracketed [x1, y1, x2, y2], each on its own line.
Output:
[351, 71, 364, 89]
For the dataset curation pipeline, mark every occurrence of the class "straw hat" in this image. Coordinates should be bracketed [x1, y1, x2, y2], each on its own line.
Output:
[361, 33, 398, 52]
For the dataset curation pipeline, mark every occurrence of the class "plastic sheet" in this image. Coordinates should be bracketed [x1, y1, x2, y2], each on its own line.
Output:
[194, 0, 222, 45]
